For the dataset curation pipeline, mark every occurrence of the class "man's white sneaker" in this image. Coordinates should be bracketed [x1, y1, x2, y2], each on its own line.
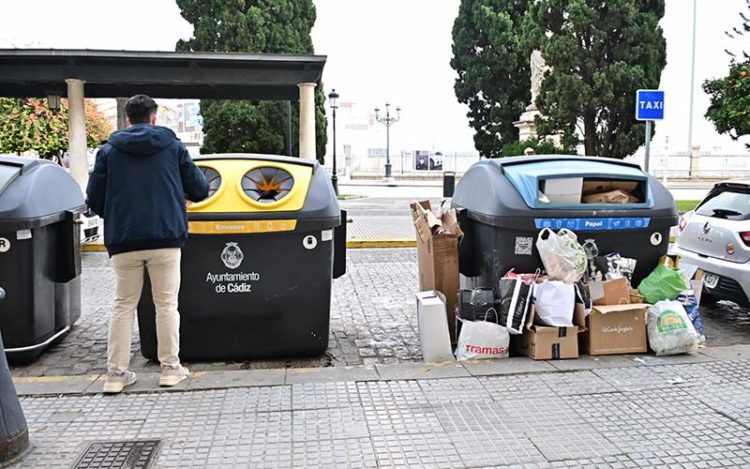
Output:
[103, 371, 137, 394]
[159, 365, 190, 387]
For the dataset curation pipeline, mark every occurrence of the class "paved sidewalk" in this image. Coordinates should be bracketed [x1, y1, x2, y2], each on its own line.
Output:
[341, 197, 423, 242]
[11, 248, 750, 378]
[11, 345, 750, 468]
[10, 249, 422, 378]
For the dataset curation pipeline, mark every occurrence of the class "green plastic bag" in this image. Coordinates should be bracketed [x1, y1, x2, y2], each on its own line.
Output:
[637, 264, 689, 304]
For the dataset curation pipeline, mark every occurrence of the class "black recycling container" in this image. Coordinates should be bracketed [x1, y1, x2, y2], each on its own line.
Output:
[0, 157, 84, 363]
[137, 154, 346, 361]
[443, 171, 456, 198]
[453, 155, 678, 288]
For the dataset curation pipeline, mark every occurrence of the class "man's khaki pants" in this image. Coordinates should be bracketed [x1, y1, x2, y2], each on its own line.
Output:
[108, 248, 181, 374]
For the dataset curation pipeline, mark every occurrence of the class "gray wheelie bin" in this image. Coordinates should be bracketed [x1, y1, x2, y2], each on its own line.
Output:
[0, 157, 85, 363]
[453, 155, 678, 288]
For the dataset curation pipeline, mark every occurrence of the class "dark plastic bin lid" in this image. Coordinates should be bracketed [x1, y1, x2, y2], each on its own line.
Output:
[0, 157, 85, 230]
[453, 155, 677, 226]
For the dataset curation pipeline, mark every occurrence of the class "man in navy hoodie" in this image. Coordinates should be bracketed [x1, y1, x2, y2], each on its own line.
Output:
[86, 95, 209, 393]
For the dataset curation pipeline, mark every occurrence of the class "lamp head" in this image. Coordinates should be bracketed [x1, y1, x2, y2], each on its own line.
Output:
[328, 89, 339, 108]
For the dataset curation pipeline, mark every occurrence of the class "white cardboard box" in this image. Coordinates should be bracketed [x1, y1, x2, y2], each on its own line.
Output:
[543, 178, 583, 204]
[416, 291, 455, 362]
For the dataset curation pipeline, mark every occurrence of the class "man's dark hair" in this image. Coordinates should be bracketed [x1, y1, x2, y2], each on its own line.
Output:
[125, 95, 158, 124]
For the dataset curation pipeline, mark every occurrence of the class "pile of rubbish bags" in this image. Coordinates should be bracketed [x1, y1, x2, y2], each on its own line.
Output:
[450, 227, 703, 361]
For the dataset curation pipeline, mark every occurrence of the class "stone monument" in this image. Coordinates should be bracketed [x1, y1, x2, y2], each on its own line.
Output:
[514, 50, 549, 142]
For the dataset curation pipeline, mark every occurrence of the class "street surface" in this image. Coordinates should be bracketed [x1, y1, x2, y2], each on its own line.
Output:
[12, 347, 750, 468]
[6, 190, 750, 469]
[9, 249, 750, 378]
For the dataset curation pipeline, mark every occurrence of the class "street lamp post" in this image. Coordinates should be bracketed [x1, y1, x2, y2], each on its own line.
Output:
[328, 89, 340, 195]
[374, 103, 401, 180]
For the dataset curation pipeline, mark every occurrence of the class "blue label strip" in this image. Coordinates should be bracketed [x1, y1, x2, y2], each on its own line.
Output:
[534, 217, 651, 231]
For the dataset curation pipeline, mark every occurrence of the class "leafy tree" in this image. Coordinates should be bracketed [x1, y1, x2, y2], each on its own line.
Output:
[703, 2, 750, 147]
[501, 138, 575, 157]
[525, 0, 667, 158]
[175, 0, 327, 162]
[451, 0, 532, 159]
[0, 98, 113, 161]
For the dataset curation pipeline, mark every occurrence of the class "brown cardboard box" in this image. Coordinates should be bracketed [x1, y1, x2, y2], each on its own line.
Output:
[659, 254, 681, 269]
[582, 179, 640, 195]
[513, 304, 586, 360]
[629, 288, 644, 304]
[582, 190, 638, 204]
[411, 200, 463, 343]
[581, 304, 649, 355]
[589, 277, 630, 306]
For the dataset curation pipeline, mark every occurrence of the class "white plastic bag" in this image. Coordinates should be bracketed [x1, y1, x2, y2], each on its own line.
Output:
[536, 228, 587, 283]
[647, 300, 699, 356]
[534, 280, 575, 326]
[455, 309, 510, 360]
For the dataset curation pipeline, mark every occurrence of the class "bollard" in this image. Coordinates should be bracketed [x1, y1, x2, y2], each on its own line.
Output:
[443, 171, 456, 198]
[0, 287, 30, 464]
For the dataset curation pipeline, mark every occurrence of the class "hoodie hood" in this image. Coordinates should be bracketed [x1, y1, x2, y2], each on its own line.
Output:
[107, 125, 178, 156]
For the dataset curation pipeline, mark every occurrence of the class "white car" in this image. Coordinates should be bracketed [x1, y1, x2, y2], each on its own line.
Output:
[674, 180, 750, 306]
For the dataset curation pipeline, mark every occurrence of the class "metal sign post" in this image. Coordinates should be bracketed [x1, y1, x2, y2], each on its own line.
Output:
[635, 89, 665, 174]
[645, 120, 652, 173]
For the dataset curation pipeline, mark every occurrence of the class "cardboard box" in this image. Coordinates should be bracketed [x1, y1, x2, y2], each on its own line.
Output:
[659, 254, 681, 269]
[542, 177, 583, 204]
[629, 288, 644, 304]
[411, 200, 463, 343]
[416, 291, 455, 362]
[582, 179, 640, 195]
[589, 277, 630, 306]
[582, 189, 639, 204]
[513, 304, 585, 360]
[582, 304, 649, 355]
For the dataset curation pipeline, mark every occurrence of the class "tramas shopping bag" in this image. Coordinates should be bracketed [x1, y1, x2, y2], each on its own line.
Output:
[455, 309, 510, 360]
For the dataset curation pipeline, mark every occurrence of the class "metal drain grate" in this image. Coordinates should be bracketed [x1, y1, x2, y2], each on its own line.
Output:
[72, 439, 161, 469]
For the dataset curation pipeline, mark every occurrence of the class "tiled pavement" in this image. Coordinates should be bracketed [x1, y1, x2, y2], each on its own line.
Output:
[11, 353, 750, 468]
[10, 248, 750, 379]
[10, 249, 421, 378]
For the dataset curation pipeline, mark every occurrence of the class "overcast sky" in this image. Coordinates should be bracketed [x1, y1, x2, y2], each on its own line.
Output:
[0, 0, 747, 155]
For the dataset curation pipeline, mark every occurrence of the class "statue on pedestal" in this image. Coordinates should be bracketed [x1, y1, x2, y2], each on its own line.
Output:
[514, 49, 549, 142]
[529, 50, 549, 110]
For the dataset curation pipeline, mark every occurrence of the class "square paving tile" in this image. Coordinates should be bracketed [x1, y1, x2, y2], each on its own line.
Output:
[592, 366, 670, 391]
[292, 407, 370, 441]
[291, 381, 362, 410]
[627, 444, 750, 467]
[647, 363, 728, 387]
[699, 360, 750, 385]
[221, 386, 293, 414]
[371, 433, 465, 468]
[693, 383, 750, 428]
[357, 380, 427, 409]
[432, 402, 545, 467]
[478, 374, 554, 400]
[419, 377, 491, 406]
[363, 403, 442, 436]
[539, 370, 617, 396]
[214, 437, 377, 469]
[527, 424, 623, 462]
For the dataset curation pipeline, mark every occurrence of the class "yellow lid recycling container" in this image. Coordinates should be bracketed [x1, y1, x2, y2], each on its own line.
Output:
[137, 154, 345, 360]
